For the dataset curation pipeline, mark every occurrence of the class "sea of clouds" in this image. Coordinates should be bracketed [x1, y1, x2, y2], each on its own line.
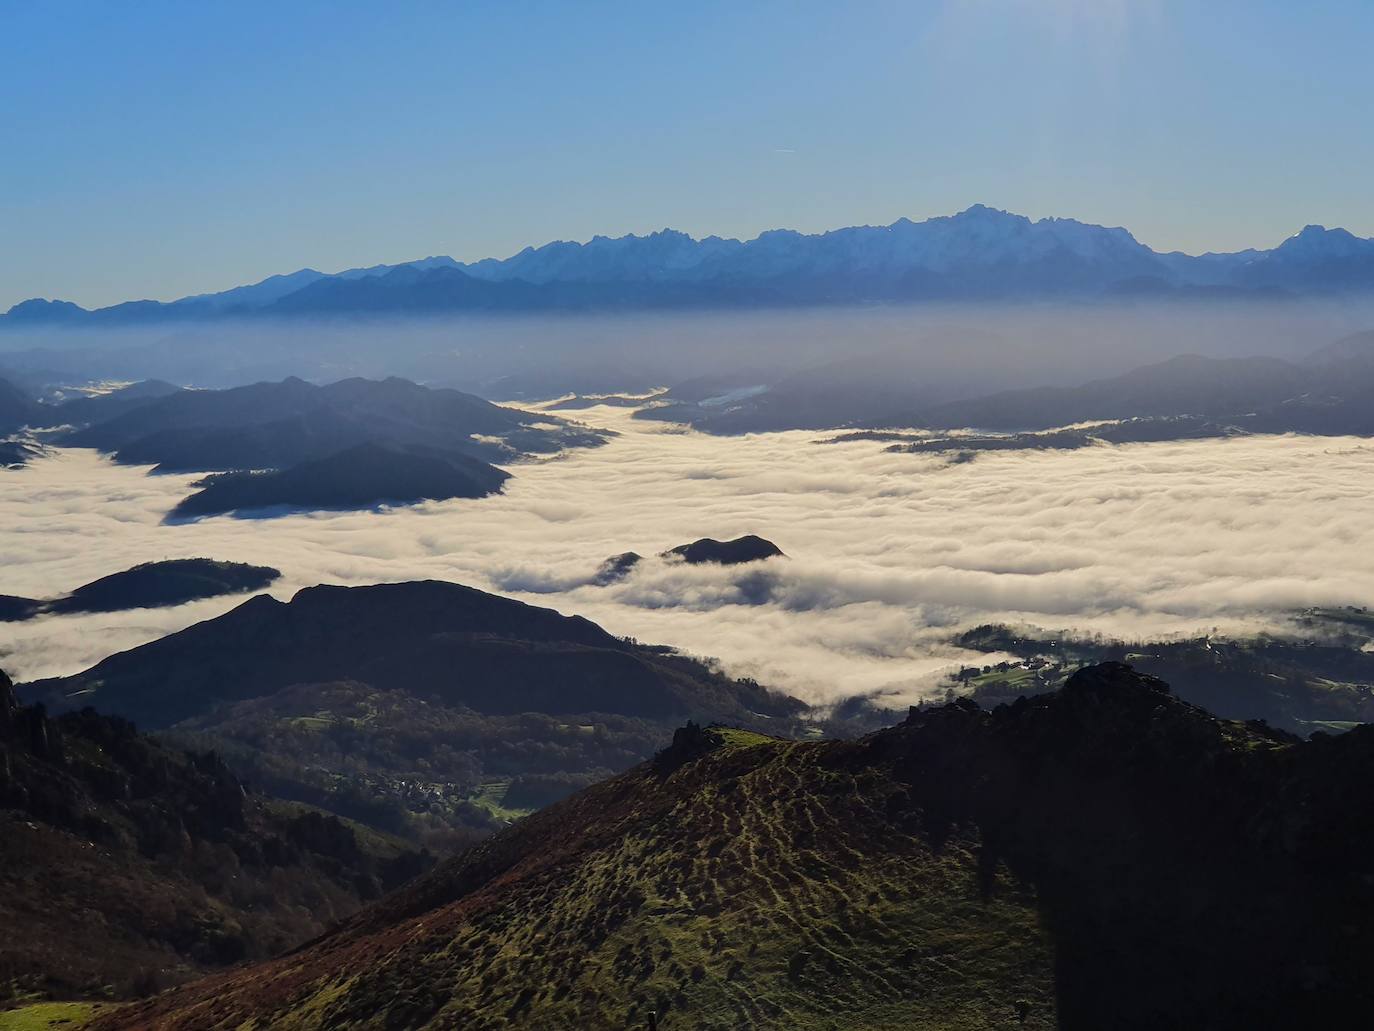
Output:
[3, 404, 1373, 708]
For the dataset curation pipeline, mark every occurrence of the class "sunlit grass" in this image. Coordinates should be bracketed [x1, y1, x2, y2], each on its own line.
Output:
[0, 1003, 118, 1031]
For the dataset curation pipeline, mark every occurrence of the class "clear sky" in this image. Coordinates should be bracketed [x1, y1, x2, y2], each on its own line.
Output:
[4, 0, 1373, 310]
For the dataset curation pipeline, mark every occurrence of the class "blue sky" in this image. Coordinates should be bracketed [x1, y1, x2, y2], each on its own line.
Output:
[3, 0, 1373, 309]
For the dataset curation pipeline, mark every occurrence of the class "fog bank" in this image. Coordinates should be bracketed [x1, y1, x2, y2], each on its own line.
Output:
[3, 405, 1371, 706]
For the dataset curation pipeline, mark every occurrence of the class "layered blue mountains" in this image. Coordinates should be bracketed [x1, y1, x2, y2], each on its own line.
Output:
[10, 205, 1374, 326]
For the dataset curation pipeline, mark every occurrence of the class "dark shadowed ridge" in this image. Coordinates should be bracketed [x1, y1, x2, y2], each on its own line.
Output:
[0, 558, 280, 621]
[592, 551, 644, 585]
[92, 663, 1374, 1030]
[20, 580, 805, 730]
[59, 375, 608, 471]
[52, 557, 280, 612]
[42, 374, 605, 514]
[169, 443, 509, 518]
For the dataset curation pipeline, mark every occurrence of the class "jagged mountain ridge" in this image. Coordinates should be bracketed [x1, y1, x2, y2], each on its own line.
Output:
[10, 206, 1374, 323]
[91, 663, 1374, 1030]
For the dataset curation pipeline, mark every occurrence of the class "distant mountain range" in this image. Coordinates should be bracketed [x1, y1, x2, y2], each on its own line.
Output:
[9, 206, 1374, 324]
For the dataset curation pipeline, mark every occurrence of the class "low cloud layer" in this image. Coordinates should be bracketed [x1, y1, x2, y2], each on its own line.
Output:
[3, 406, 1373, 708]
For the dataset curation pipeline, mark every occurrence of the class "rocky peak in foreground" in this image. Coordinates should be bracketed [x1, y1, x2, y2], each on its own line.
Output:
[93, 664, 1374, 1030]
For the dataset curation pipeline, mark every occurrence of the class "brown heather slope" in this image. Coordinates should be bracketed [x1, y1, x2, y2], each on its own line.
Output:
[92, 664, 1374, 1031]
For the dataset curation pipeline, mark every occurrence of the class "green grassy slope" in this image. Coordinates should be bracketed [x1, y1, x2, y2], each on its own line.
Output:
[93, 662, 1374, 1030]
[0, 1002, 118, 1030]
[98, 729, 1053, 1031]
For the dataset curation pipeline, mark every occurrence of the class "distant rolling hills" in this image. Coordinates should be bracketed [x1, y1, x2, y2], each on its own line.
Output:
[633, 333, 1374, 436]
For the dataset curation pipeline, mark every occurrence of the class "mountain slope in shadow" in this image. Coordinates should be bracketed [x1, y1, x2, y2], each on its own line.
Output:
[0, 558, 280, 621]
[60, 376, 607, 471]
[169, 443, 509, 518]
[21, 580, 801, 731]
